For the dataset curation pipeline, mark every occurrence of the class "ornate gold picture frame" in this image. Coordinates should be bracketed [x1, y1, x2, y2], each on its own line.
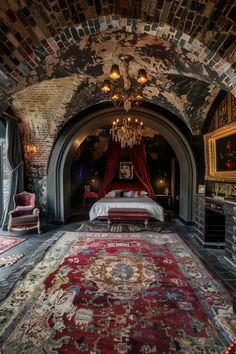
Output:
[204, 122, 236, 182]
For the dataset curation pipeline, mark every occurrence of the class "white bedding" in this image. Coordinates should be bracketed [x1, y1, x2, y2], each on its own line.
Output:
[89, 196, 164, 221]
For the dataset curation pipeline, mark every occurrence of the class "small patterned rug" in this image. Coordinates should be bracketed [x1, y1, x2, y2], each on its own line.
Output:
[0, 236, 25, 255]
[0, 254, 24, 267]
[77, 222, 164, 233]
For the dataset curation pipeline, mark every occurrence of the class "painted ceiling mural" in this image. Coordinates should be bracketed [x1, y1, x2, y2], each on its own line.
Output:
[0, 0, 235, 138]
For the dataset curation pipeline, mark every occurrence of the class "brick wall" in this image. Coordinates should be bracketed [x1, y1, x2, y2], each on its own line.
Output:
[12, 76, 80, 208]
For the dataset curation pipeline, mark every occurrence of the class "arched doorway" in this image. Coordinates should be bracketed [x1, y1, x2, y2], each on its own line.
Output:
[0, 119, 6, 221]
[47, 107, 197, 224]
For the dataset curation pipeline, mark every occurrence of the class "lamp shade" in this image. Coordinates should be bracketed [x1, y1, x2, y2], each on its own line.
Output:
[135, 89, 143, 102]
[109, 64, 120, 80]
[137, 69, 147, 84]
[102, 79, 111, 93]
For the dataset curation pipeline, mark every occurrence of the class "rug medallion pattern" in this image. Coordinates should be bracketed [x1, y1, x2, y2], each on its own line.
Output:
[0, 231, 235, 353]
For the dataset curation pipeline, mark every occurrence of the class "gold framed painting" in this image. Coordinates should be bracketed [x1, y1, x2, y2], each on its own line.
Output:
[204, 122, 236, 182]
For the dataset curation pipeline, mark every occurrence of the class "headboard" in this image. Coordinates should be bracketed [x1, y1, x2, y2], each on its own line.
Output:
[105, 183, 148, 194]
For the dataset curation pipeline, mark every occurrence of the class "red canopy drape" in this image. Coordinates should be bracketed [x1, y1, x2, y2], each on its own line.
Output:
[98, 139, 155, 199]
[98, 140, 122, 198]
[128, 140, 155, 199]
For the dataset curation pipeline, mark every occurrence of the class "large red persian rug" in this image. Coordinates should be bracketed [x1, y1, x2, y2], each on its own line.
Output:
[0, 235, 25, 254]
[0, 231, 235, 353]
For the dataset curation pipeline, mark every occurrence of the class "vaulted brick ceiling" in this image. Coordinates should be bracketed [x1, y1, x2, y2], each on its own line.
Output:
[0, 0, 235, 133]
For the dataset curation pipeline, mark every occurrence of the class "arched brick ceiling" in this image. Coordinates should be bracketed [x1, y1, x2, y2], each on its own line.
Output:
[0, 1, 235, 133]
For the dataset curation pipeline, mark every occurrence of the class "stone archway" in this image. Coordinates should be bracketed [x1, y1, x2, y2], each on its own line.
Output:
[47, 106, 196, 224]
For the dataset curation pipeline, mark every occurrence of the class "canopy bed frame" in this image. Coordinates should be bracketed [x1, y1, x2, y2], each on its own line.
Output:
[98, 139, 155, 200]
[90, 139, 164, 223]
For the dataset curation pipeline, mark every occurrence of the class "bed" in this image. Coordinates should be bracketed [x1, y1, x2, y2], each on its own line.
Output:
[89, 183, 164, 222]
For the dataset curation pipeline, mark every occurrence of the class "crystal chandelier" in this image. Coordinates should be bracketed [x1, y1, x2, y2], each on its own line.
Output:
[101, 55, 148, 112]
[102, 55, 147, 148]
[111, 116, 144, 149]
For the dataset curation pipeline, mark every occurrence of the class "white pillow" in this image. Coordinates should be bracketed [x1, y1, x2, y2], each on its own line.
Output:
[105, 191, 116, 197]
[123, 191, 134, 198]
[139, 190, 148, 197]
[134, 191, 140, 198]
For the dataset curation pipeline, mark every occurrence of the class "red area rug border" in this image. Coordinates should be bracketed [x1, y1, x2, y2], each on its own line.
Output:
[0, 235, 26, 255]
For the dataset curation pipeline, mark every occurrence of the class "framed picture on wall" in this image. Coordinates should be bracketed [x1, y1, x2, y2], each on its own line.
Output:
[204, 122, 236, 182]
[119, 162, 133, 180]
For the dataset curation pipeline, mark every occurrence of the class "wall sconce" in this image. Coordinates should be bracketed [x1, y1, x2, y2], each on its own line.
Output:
[25, 144, 38, 154]
[90, 176, 100, 190]
[157, 178, 165, 186]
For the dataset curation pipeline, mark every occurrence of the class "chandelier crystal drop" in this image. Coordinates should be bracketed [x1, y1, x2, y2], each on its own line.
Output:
[111, 116, 144, 149]
[102, 55, 148, 112]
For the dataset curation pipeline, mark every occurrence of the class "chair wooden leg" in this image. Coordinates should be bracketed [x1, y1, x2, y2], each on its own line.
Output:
[37, 220, 41, 234]
[8, 215, 12, 234]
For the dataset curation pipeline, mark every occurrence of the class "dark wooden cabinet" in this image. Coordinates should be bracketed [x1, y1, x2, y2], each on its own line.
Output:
[204, 199, 225, 244]
[194, 195, 236, 266]
[194, 195, 207, 245]
[225, 202, 236, 267]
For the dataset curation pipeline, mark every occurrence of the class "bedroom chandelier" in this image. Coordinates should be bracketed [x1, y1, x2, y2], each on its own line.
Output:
[111, 115, 144, 149]
[101, 54, 148, 112]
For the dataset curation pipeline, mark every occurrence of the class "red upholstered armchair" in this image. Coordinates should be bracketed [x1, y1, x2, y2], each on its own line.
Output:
[8, 191, 41, 234]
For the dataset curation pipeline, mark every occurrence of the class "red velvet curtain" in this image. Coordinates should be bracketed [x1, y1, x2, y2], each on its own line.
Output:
[128, 140, 155, 199]
[98, 140, 122, 198]
[99, 139, 155, 200]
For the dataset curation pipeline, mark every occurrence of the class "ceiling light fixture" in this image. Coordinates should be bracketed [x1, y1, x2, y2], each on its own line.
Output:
[111, 116, 144, 149]
[103, 55, 147, 148]
[102, 54, 148, 112]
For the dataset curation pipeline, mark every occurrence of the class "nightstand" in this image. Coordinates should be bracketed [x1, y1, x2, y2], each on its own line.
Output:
[82, 191, 98, 209]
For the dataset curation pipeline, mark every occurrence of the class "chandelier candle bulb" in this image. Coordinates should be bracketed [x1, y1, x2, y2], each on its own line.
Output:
[101, 79, 111, 93]
[111, 93, 120, 102]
